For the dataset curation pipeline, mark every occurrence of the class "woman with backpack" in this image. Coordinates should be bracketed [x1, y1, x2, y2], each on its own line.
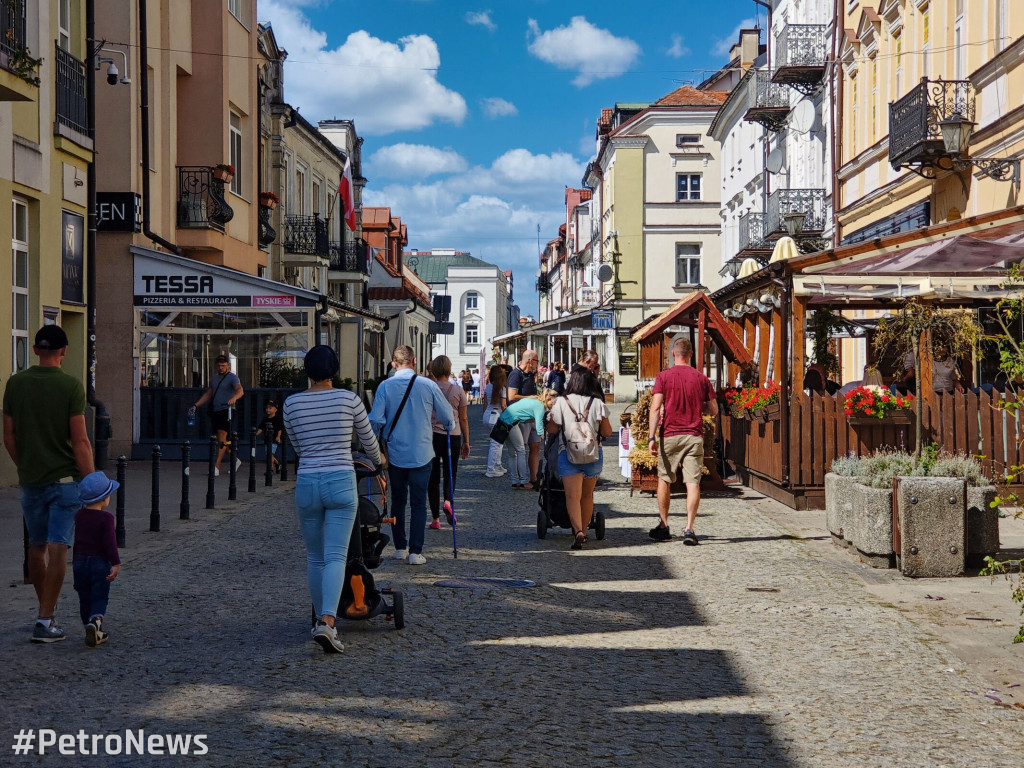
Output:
[545, 368, 612, 549]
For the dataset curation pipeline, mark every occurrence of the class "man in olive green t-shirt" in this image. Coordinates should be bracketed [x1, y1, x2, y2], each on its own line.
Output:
[3, 325, 94, 643]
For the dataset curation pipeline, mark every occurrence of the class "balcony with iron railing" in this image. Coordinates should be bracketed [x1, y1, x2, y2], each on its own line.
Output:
[889, 78, 975, 172]
[177, 167, 234, 232]
[282, 215, 329, 264]
[765, 188, 827, 237]
[0, 0, 39, 100]
[328, 240, 370, 280]
[55, 45, 88, 136]
[772, 24, 828, 94]
[744, 70, 791, 132]
[738, 212, 771, 254]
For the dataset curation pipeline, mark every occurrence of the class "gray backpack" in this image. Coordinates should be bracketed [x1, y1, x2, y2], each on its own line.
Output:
[560, 396, 600, 464]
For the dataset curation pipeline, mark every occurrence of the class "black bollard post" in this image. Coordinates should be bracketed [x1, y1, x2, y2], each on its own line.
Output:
[206, 435, 217, 509]
[248, 427, 258, 493]
[264, 428, 274, 487]
[228, 431, 238, 501]
[150, 445, 161, 532]
[116, 456, 127, 547]
[180, 440, 191, 520]
[280, 428, 290, 481]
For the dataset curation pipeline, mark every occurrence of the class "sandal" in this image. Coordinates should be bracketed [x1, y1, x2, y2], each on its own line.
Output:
[571, 530, 585, 550]
[521, 482, 534, 491]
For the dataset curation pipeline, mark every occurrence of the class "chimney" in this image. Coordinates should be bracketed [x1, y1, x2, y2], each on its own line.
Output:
[738, 28, 762, 71]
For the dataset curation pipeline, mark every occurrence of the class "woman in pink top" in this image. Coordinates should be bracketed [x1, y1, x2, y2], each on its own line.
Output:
[428, 356, 470, 529]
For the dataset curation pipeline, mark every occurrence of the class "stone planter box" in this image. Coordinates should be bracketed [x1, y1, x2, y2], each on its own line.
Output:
[851, 483, 895, 568]
[824, 473, 858, 547]
[966, 486, 1000, 567]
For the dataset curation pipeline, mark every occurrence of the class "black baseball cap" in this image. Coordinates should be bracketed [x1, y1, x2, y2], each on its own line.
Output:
[215, 354, 229, 364]
[304, 345, 339, 381]
[265, 399, 277, 407]
[34, 325, 69, 350]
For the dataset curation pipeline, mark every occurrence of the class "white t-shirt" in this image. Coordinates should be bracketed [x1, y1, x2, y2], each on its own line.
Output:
[548, 394, 610, 453]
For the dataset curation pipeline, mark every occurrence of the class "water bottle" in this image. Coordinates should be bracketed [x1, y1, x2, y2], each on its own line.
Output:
[187, 406, 197, 427]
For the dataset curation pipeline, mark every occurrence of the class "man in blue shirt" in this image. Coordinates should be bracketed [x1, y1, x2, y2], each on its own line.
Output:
[369, 346, 455, 565]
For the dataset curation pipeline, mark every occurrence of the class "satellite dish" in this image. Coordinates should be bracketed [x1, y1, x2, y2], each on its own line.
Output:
[597, 264, 614, 283]
[789, 99, 815, 134]
[766, 147, 785, 175]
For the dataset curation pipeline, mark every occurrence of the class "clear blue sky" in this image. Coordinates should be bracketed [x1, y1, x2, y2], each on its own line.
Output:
[261, 0, 769, 315]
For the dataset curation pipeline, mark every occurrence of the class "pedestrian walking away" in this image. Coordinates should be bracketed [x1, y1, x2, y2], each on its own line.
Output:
[190, 354, 244, 477]
[546, 368, 612, 549]
[471, 368, 481, 403]
[647, 338, 717, 544]
[427, 356, 470, 530]
[283, 345, 384, 654]
[481, 364, 508, 477]
[544, 361, 566, 395]
[492, 390, 558, 489]
[369, 345, 455, 566]
[506, 349, 542, 485]
[3, 325, 95, 643]
[72, 471, 121, 647]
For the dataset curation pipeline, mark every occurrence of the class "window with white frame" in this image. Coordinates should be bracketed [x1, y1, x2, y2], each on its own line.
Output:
[229, 111, 243, 196]
[228, 0, 243, 22]
[675, 243, 701, 286]
[465, 324, 479, 345]
[465, 291, 478, 310]
[870, 56, 878, 144]
[921, 4, 930, 76]
[894, 31, 903, 95]
[12, 200, 30, 374]
[997, 0, 1009, 52]
[676, 173, 702, 201]
[312, 180, 321, 216]
[676, 134, 701, 148]
[295, 167, 306, 214]
[954, 0, 965, 80]
[58, 0, 71, 51]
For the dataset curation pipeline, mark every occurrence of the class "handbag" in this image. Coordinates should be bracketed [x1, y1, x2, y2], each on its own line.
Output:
[489, 419, 512, 444]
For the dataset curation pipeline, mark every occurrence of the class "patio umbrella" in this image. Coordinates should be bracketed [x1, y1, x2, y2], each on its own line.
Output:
[769, 236, 799, 264]
[738, 258, 762, 278]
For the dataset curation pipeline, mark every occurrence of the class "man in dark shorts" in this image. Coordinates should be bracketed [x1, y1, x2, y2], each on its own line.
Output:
[190, 355, 244, 476]
[506, 349, 540, 484]
[3, 325, 95, 642]
[647, 338, 717, 544]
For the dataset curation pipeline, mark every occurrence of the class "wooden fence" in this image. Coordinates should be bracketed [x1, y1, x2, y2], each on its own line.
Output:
[722, 390, 1023, 508]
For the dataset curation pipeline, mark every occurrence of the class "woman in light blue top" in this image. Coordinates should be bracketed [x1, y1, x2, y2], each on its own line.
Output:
[495, 389, 557, 489]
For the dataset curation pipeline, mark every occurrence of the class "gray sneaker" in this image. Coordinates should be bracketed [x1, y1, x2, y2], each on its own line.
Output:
[32, 621, 66, 643]
[312, 622, 344, 654]
[85, 622, 108, 647]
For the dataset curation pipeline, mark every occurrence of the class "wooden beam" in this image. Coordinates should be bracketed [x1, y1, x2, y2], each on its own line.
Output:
[758, 311, 771, 385]
[792, 296, 808, 390]
[697, 307, 707, 375]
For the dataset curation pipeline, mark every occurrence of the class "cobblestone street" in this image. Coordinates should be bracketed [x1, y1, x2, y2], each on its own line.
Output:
[2, 406, 1023, 767]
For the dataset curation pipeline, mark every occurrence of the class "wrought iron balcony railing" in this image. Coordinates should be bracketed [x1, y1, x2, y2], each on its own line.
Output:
[738, 212, 770, 252]
[0, 1, 27, 60]
[55, 46, 88, 135]
[177, 167, 234, 232]
[765, 188, 827, 236]
[328, 240, 369, 274]
[258, 205, 276, 249]
[744, 70, 791, 132]
[283, 215, 329, 257]
[773, 24, 827, 93]
[536, 275, 551, 293]
[889, 78, 975, 172]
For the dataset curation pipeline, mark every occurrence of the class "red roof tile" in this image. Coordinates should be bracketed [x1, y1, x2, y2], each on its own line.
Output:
[653, 85, 729, 107]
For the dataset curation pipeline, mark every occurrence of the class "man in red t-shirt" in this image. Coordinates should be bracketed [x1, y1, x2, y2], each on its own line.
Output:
[647, 338, 717, 544]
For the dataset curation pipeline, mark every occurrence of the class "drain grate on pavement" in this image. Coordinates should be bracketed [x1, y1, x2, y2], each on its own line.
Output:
[434, 577, 536, 589]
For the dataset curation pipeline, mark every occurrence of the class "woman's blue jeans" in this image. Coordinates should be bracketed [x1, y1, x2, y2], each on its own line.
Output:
[295, 470, 358, 620]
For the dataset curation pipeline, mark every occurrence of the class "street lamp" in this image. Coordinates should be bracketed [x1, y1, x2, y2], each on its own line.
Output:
[782, 210, 807, 238]
[939, 111, 1019, 183]
[939, 112, 975, 157]
[719, 258, 744, 279]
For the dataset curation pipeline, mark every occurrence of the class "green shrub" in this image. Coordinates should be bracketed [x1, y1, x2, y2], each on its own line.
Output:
[929, 453, 992, 487]
[830, 449, 991, 488]
[830, 455, 863, 477]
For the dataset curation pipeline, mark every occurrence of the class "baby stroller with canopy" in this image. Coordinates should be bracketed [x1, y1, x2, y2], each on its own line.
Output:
[536, 433, 606, 540]
[310, 454, 405, 630]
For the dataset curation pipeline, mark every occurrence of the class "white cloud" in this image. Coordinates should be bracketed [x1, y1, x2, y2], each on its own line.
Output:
[667, 34, 690, 59]
[368, 144, 468, 178]
[481, 97, 518, 118]
[260, 1, 467, 135]
[526, 16, 641, 87]
[465, 10, 496, 32]
[711, 18, 757, 59]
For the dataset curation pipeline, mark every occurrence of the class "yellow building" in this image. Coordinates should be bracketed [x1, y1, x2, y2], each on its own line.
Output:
[1, 0, 93, 484]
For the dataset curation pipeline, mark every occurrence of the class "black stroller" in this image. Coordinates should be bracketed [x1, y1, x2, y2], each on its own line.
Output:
[310, 455, 404, 630]
[536, 433, 606, 540]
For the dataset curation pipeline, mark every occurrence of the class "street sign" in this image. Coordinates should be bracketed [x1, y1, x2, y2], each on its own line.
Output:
[571, 327, 584, 338]
[591, 309, 614, 330]
[428, 321, 455, 335]
[432, 295, 451, 318]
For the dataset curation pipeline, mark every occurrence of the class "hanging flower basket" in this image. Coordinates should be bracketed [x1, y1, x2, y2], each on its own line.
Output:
[848, 409, 914, 427]
[751, 402, 781, 422]
[213, 163, 234, 182]
[844, 387, 915, 427]
[258, 192, 279, 209]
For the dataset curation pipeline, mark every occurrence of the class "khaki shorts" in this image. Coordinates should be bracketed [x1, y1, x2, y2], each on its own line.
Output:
[657, 434, 704, 484]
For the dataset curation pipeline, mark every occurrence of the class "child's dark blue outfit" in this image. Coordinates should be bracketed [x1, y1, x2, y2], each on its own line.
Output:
[72, 506, 120, 627]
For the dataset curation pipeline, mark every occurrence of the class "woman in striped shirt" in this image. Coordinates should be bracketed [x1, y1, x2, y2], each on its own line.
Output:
[283, 345, 384, 654]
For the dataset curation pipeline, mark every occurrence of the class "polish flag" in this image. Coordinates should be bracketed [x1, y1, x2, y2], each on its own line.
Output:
[339, 156, 357, 231]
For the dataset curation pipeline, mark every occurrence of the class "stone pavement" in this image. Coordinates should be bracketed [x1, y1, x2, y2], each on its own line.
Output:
[1, 404, 1022, 767]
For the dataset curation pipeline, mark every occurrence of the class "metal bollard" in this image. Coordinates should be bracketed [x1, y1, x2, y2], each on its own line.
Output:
[180, 440, 191, 520]
[264, 428, 274, 487]
[280, 429, 290, 481]
[206, 435, 217, 509]
[228, 431, 238, 501]
[150, 445, 161, 532]
[248, 427, 257, 493]
[116, 456, 127, 547]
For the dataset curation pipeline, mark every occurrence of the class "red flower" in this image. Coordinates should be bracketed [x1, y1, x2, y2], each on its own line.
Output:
[845, 408, 853, 416]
